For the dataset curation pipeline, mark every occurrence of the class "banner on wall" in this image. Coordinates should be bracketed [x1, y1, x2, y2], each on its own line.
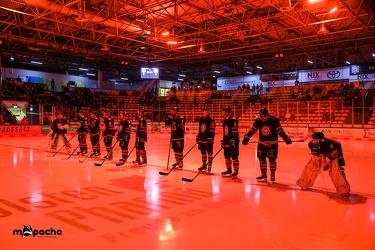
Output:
[0, 125, 41, 136]
[217, 75, 260, 90]
[299, 66, 350, 83]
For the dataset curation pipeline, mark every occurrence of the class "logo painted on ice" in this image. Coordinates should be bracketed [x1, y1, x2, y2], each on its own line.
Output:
[13, 225, 63, 238]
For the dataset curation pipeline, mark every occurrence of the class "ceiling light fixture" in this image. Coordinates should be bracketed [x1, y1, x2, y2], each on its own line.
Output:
[329, 7, 337, 13]
[307, 60, 313, 64]
[30, 61, 43, 65]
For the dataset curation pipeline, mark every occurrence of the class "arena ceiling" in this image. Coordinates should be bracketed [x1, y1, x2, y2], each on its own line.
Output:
[0, 0, 374, 83]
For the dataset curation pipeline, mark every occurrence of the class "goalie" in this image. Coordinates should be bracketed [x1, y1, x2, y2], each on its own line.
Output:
[296, 132, 350, 195]
[49, 111, 71, 152]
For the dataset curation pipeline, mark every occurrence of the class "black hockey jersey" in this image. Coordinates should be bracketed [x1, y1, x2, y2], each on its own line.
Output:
[88, 117, 100, 135]
[118, 119, 131, 139]
[51, 118, 69, 135]
[244, 116, 288, 144]
[197, 115, 215, 143]
[77, 116, 89, 133]
[308, 138, 345, 165]
[103, 116, 116, 136]
[169, 114, 185, 141]
[136, 116, 147, 142]
[222, 116, 239, 144]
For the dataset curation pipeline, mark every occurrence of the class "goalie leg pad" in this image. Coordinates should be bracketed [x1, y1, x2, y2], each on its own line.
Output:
[296, 158, 321, 189]
[328, 159, 350, 195]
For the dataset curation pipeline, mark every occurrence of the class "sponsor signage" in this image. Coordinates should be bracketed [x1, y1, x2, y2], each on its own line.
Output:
[217, 75, 260, 90]
[299, 66, 350, 82]
[0, 125, 41, 135]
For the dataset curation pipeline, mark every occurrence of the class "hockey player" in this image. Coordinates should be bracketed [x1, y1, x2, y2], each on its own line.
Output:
[242, 108, 292, 182]
[133, 109, 147, 165]
[50, 112, 71, 152]
[296, 132, 350, 195]
[88, 110, 101, 157]
[221, 108, 240, 178]
[197, 107, 216, 172]
[102, 109, 116, 159]
[165, 107, 185, 169]
[116, 111, 131, 164]
[76, 110, 89, 155]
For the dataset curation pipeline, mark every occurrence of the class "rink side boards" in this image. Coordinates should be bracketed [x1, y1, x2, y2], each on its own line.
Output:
[1, 124, 375, 141]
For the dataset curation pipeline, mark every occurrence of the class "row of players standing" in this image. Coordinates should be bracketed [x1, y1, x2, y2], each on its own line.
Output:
[50, 107, 350, 193]
[51, 106, 299, 179]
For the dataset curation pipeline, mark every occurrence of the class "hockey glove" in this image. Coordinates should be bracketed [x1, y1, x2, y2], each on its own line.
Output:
[242, 137, 250, 145]
[220, 140, 225, 148]
[196, 136, 199, 143]
[230, 139, 235, 147]
[284, 137, 292, 144]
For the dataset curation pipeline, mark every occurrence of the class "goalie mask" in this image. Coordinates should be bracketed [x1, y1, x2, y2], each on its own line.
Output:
[312, 132, 324, 146]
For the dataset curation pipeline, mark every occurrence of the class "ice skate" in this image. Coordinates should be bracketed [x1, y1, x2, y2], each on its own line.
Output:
[198, 163, 207, 171]
[270, 171, 276, 182]
[104, 154, 113, 160]
[231, 169, 239, 179]
[132, 158, 141, 164]
[178, 161, 183, 169]
[221, 168, 232, 177]
[256, 169, 268, 182]
[116, 157, 127, 166]
[94, 152, 101, 157]
[77, 150, 87, 155]
[256, 173, 268, 182]
[139, 157, 147, 165]
[207, 163, 212, 173]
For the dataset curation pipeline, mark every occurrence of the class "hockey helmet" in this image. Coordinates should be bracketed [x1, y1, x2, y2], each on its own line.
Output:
[259, 108, 269, 117]
[223, 107, 232, 114]
[312, 132, 324, 145]
[171, 107, 179, 112]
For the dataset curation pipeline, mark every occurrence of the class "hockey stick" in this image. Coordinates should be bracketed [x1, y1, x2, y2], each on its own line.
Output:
[182, 147, 223, 182]
[51, 133, 77, 157]
[246, 139, 305, 144]
[63, 132, 89, 160]
[159, 143, 197, 175]
[79, 136, 102, 163]
[115, 144, 136, 166]
[94, 140, 119, 166]
[171, 142, 197, 167]
[166, 139, 172, 170]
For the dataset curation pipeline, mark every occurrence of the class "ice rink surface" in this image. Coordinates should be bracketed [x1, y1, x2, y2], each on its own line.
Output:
[0, 133, 374, 250]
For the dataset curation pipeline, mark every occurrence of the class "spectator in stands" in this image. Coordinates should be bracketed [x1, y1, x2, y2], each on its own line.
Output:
[51, 79, 55, 92]
[21, 116, 28, 125]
